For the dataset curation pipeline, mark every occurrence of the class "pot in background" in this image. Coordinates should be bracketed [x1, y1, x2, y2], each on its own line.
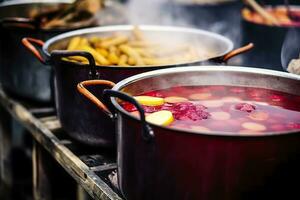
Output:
[0, 0, 96, 104]
[79, 66, 300, 200]
[23, 25, 253, 146]
[241, 5, 300, 71]
[168, 0, 242, 41]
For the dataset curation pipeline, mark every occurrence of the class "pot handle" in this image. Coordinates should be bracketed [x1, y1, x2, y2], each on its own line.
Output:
[77, 80, 116, 118]
[50, 50, 99, 79]
[103, 89, 154, 142]
[22, 37, 46, 64]
[222, 43, 254, 62]
[0, 17, 37, 29]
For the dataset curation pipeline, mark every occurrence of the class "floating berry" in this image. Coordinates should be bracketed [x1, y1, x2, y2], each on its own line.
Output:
[171, 102, 210, 121]
[235, 103, 256, 113]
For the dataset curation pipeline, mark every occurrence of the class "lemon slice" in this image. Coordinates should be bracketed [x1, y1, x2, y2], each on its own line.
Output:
[146, 110, 174, 126]
[134, 96, 164, 106]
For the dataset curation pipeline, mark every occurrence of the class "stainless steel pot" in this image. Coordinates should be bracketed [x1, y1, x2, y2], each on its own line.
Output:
[0, 0, 95, 103]
[79, 66, 300, 199]
[23, 25, 253, 146]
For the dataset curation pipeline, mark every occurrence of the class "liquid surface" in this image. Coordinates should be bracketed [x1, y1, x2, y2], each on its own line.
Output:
[121, 85, 300, 135]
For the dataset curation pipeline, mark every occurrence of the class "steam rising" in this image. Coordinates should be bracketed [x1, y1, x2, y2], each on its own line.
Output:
[281, 29, 300, 71]
[127, 0, 188, 26]
[126, 0, 241, 67]
[126, 0, 241, 43]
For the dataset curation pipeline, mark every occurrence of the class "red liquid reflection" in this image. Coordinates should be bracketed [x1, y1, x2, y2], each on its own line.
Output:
[122, 85, 300, 134]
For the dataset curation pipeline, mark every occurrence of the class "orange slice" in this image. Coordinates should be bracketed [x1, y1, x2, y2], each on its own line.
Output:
[134, 96, 164, 106]
[221, 96, 241, 102]
[164, 96, 188, 103]
[146, 110, 174, 126]
[242, 122, 266, 132]
[189, 93, 212, 100]
[210, 112, 231, 120]
[249, 111, 269, 121]
[201, 100, 224, 108]
[190, 125, 211, 132]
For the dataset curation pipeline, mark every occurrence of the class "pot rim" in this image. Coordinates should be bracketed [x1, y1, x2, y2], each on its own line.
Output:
[110, 65, 300, 138]
[174, 0, 238, 6]
[0, 0, 96, 32]
[43, 25, 234, 68]
[0, 0, 72, 7]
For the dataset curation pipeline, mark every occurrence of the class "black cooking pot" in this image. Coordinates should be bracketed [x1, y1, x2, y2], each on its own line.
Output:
[23, 25, 253, 146]
[78, 66, 300, 200]
[0, 0, 96, 104]
[241, 5, 300, 71]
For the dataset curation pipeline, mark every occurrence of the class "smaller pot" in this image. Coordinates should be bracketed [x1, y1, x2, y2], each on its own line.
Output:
[241, 5, 300, 71]
[0, 0, 97, 104]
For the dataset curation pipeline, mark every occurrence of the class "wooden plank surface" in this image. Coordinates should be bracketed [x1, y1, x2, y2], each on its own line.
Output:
[0, 89, 123, 200]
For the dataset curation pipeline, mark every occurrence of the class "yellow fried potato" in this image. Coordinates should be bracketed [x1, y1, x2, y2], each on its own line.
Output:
[65, 26, 206, 67]
[108, 52, 119, 65]
[146, 110, 174, 126]
[96, 48, 109, 57]
[133, 26, 145, 41]
[67, 37, 81, 50]
[134, 48, 153, 58]
[89, 36, 102, 45]
[118, 54, 128, 66]
[101, 36, 128, 48]
[67, 56, 88, 63]
[109, 46, 117, 53]
[128, 57, 137, 66]
[119, 45, 144, 65]
[128, 41, 160, 48]
[78, 45, 110, 65]
[134, 96, 164, 106]
[79, 38, 89, 47]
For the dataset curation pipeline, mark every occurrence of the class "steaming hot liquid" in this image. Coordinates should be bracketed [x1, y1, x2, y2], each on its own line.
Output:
[121, 85, 300, 135]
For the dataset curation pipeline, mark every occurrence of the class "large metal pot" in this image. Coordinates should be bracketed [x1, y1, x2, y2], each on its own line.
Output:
[78, 66, 300, 200]
[23, 25, 253, 146]
[0, 0, 95, 104]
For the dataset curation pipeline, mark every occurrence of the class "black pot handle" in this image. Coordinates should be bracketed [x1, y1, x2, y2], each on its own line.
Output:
[50, 50, 99, 79]
[103, 89, 155, 142]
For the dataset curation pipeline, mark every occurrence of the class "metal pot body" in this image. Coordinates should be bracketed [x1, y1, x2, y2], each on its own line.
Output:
[43, 25, 234, 146]
[109, 66, 300, 200]
[0, 0, 71, 104]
